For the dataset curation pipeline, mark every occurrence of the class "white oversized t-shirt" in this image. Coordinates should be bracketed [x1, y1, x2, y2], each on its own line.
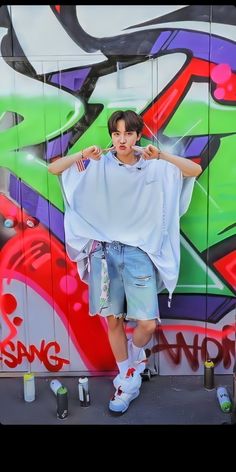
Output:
[60, 151, 195, 303]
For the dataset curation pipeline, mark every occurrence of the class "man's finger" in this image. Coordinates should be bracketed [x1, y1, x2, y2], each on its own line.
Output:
[132, 145, 144, 151]
[101, 146, 115, 153]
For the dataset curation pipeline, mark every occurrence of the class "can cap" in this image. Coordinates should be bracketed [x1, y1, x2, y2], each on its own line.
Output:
[57, 386, 67, 395]
[221, 401, 231, 412]
[79, 377, 88, 384]
[24, 373, 34, 381]
[204, 360, 214, 368]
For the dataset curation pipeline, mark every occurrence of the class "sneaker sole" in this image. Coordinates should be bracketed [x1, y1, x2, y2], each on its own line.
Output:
[108, 390, 140, 415]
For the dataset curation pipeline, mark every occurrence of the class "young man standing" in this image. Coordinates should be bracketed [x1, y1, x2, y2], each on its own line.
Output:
[48, 110, 202, 414]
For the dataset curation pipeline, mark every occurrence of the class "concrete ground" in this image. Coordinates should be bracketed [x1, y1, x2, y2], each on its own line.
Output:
[0, 374, 235, 425]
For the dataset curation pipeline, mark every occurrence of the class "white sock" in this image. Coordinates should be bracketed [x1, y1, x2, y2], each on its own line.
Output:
[131, 342, 142, 362]
[117, 359, 130, 378]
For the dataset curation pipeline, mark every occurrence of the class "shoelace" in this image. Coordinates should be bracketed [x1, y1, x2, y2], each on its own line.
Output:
[135, 358, 148, 366]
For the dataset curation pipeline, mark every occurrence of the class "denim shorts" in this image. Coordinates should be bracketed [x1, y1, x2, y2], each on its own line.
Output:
[88, 241, 159, 321]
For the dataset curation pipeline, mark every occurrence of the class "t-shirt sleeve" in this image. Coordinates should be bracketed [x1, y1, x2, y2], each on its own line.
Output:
[163, 160, 196, 217]
[59, 158, 92, 208]
[179, 174, 196, 216]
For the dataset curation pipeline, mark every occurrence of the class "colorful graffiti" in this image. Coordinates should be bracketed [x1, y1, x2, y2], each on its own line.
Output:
[0, 5, 235, 374]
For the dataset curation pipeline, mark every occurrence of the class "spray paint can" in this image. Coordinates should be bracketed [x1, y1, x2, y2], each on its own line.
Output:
[56, 386, 68, 420]
[26, 217, 39, 228]
[50, 379, 62, 395]
[78, 377, 90, 407]
[4, 217, 17, 228]
[231, 372, 236, 424]
[204, 359, 215, 390]
[217, 387, 232, 412]
[23, 373, 35, 402]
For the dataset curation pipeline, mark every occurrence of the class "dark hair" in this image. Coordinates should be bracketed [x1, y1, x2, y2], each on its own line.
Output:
[108, 110, 143, 136]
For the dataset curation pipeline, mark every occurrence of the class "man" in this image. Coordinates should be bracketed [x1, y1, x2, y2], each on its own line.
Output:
[48, 110, 202, 414]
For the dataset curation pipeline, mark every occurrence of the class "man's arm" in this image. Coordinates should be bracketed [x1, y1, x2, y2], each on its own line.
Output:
[48, 152, 83, 175]
[48, 145, 110, 175]
[132, 144, 202, 177]
[157, 149, 202, 177]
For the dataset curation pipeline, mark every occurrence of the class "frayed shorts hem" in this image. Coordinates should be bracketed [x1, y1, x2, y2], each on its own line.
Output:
[89, 311, 125, 319]
[89, 311, 159, 322]
[126, 315, 158, 321]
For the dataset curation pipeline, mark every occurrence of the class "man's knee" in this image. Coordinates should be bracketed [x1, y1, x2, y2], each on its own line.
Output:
[138, 319, 156, 335]
[107, 315, 124, 331]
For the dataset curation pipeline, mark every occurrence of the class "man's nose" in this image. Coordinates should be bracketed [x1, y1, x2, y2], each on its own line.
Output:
[119, 135, 126, 143]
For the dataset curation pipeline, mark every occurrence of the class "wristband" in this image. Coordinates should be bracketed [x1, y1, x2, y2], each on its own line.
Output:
[80, 150, 84, 160]
[156, 150, 161, 160]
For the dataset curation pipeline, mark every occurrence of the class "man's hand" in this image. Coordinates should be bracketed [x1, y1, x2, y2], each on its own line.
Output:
[132, 144, 160, 160]
[82, 146, 115, 160]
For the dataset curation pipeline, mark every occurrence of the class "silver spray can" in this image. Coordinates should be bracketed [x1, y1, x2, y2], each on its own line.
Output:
[23, 373, 35, 402]
[204, 359, 215, 390]
[216, 387, 232, 412]
[50, 379, 62, 395]
[78, 377, 90, 407]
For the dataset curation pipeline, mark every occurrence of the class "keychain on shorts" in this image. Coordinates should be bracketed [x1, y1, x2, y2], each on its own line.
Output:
[99, 243, 110, 310]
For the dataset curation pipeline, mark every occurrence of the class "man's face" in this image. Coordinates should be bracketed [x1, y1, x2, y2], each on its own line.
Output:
[111, 119, 141, 155]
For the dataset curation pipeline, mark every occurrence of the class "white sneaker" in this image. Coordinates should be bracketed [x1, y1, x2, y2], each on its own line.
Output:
[127, 339, 148, 374]
[110, 367, 142, 413]
[109, 387, 140, 414]
[113, 367, 142, 393]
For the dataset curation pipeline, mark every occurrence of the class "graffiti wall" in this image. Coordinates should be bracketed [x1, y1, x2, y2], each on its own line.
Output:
[0, 5, 235, 375]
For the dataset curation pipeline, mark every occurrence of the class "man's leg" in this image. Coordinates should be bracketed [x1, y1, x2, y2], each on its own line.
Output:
[128, 320, 156, 372]
[107, 315, 130, 378]
[123, 246, 158, 370]
[107, 315, 142, 414]
[132, 319, 156, 348]
[107, 315, 127, 362]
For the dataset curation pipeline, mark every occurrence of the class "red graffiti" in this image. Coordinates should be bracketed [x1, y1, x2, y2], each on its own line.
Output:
[142, 56, 236, 138]
[155, 323, 235, 339]
[213, 250, 236, 291]
[0, 293, 18, 349]
[153, 324, 235, 371]
[0, 194, 116, 371]
[0, 340, 70, 372]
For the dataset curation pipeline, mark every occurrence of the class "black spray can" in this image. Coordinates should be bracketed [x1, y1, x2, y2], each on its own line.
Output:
[57, 386, 68, 420]
[204, 359, 215, 390]
[78, 377, 90, 407]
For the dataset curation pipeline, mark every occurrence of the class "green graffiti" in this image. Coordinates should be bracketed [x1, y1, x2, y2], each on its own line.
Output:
[177, 239, 233, 296]
[0, 150, 64, 211]
[0, 93, 83, 210]
[182, 134, 236, 252]
[164, 88, 236, 137]
[68, 110, 112, 155]
[0, 96, 83, 150]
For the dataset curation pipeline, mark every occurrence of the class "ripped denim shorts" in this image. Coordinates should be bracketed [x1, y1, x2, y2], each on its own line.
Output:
[88, 241, 159, 321]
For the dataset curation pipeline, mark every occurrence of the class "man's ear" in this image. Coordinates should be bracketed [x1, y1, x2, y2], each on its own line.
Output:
[135, 133, 142, 146]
